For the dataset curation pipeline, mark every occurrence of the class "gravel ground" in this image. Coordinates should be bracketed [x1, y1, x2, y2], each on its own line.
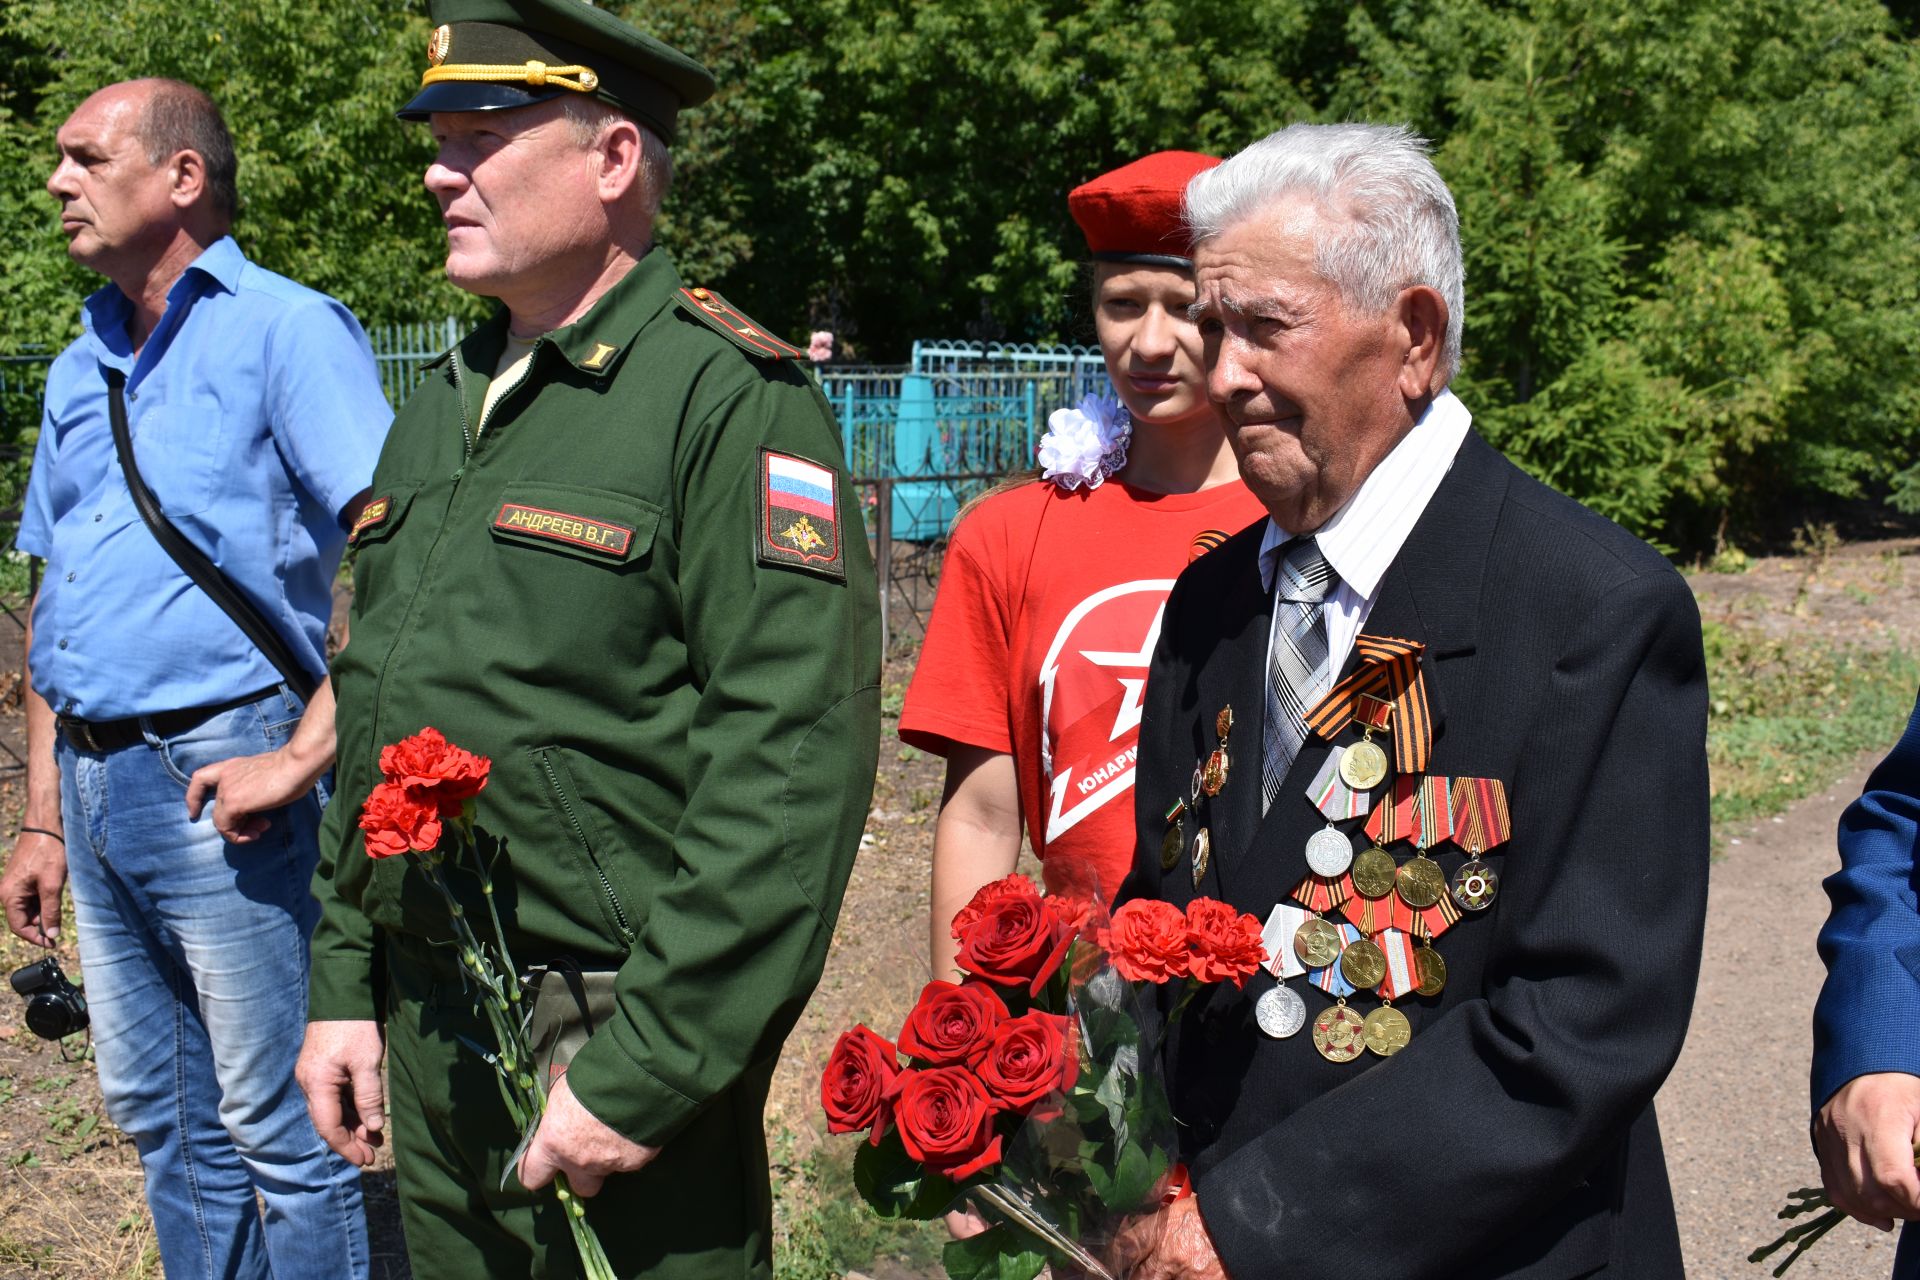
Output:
[1661, 759, 1906, 1280]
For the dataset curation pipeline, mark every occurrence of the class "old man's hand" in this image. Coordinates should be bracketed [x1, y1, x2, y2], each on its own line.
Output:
[1110, 1195, 1231, 1280]
[518, 1074, 660, 1196]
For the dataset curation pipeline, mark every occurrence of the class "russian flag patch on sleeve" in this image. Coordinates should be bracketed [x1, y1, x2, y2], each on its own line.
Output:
[759, 448, 847, 581]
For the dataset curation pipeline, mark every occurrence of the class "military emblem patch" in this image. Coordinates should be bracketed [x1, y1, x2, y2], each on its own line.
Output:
[493, 502, 634, 557]
[759, 449, 846, 581]
[350, 495, 393, 544]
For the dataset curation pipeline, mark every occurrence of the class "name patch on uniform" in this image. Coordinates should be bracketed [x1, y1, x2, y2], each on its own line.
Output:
[759, 449, 846, 581]
[350, 496, 393, 543]
[494, 502, 634, 557]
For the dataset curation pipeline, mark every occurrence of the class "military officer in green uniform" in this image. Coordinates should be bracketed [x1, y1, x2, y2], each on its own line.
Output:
[292, 3, 881, 1275]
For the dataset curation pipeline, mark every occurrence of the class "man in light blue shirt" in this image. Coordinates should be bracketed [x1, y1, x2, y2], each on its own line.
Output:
[0, 78, 389, 1279]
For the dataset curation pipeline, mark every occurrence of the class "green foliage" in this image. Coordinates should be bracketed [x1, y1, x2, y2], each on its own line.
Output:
[2, 0, 1918, 548]
[1704, 621, 1919, 837]
[773, 1129, 945, 1280]
[942, 1228, 1048, 1280]
[0, 0, 476, 352]
[853, 1128, 959, 1221]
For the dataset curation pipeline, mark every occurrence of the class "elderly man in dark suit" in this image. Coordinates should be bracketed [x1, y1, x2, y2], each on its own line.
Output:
[1116, 122, 1710, 1279]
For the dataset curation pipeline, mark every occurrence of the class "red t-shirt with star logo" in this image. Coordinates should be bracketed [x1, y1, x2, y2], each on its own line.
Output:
[900, 477, 1268, 902]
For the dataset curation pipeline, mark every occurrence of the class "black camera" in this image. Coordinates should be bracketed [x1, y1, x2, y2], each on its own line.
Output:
[10, 956, 88, 1040]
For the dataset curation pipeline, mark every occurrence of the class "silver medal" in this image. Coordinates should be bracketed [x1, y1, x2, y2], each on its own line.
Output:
[1451, 857, 1499, 911]
[1304, 825, 1353, 877]
[1255, 984, 1307, 1039]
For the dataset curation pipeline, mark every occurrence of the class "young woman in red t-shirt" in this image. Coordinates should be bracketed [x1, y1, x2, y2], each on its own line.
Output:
[900, 152, 1269, 981]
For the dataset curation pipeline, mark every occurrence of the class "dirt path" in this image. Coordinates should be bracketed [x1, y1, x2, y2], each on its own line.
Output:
[1662, 760, 1908, 1279]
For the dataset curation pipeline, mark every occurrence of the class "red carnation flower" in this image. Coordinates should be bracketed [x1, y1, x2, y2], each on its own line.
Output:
[1045, 893, 1098, 939]
[359, 781, 443, 859]
[1184, 898, 1268, 988]
[896, 981, 1008, 1067]
[949, 873, 1040, 941]
[885, 1066, 1003, 1181]
[1099, 899, 1191, 984]
[820, 1025, 900, 1137]
[976, 1010, 1078, 1122]
[378, 727, 491, 815]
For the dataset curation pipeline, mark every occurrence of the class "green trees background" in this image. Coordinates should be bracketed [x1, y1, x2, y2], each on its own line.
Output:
[2, 0, 1916, 552]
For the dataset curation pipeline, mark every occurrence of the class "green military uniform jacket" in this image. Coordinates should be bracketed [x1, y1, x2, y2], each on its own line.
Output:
[309, 248, 881, 1149]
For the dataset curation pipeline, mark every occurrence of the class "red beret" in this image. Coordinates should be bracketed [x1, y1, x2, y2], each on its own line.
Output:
[1068, 151, 1222, 266]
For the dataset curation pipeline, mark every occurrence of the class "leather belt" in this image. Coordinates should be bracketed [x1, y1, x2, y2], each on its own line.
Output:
[57, 686, 283, 754]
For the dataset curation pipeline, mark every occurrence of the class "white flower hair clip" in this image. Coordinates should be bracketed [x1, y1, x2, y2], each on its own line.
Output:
[1036, 393, 1131, 492]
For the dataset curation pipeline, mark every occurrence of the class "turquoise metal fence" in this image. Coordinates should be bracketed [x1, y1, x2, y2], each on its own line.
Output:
[367, 318, 463, 406]
[910, 338, 1110, 404]
[820, 366, 1063, 539]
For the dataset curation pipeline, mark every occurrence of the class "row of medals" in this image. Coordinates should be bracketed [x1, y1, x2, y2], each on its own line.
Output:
[1161, 707, 1500, 1065]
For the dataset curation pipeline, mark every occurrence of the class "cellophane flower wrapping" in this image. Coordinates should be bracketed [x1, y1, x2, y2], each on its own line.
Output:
[821, 864, 1266, 1280]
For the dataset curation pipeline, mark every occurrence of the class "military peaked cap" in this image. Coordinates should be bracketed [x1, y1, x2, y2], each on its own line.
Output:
[399, 0, 715, 145]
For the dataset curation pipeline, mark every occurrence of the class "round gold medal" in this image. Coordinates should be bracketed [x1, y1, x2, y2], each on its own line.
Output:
[1201, 749, 1228, 797]
[1292, 917, 1342, 969]
[1451, 858, 1499, 911]
[1351, 846, 1397, 899]
[1339, 936, 1387, 990]
[1159, 825, 1183, 871]
[1395, 854, 1445, 909]
[427, 24, 453, 65]
[1413, 945, 1448, 997]
[1339, 738, 1389, 791]
[1190, 828, 1212, 885]
[1363, 1005, 1412, 1057]
[1312, 1004, 1366, 1063]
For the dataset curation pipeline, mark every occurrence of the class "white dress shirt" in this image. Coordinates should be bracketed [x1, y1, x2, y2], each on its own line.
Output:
[1257, 390, 1474, 680]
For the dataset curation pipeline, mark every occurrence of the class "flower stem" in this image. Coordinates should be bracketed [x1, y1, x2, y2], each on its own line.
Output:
[408, 836, 615, 1276]
[554, 1172, 618, 1280]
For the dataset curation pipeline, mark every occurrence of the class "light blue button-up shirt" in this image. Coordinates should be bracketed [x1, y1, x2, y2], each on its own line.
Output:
[16, 236, 392, 720]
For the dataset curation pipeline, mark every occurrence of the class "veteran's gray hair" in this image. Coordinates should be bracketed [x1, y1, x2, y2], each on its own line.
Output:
[561, 96, 673, 227]
[1185, 122, 1463, 381]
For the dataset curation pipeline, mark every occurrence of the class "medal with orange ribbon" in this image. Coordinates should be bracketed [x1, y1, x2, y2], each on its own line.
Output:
[1395, 775, 1455, 910]
[1449, 776, 1511, 911]
[1305, 635, 1433, 777]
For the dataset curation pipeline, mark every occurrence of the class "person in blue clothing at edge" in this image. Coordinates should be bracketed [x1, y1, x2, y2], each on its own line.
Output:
[1812, 690, 1920, 1279]
[0, 78, 390, 1280]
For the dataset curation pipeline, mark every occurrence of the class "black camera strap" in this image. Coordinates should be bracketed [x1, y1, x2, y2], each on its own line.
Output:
[104, 367, 318, 701]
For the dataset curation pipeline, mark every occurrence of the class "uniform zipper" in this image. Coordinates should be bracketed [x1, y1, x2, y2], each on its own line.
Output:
[538, 751, 634, 942]
[447, 350, 475, 459]
[476, 337, 543, 437]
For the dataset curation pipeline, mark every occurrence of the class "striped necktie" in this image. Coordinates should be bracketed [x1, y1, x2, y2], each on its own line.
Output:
[1263, 538, 1336, 815]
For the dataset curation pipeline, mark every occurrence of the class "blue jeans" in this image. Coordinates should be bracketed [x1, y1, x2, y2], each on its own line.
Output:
[58, 687, 368, 1280]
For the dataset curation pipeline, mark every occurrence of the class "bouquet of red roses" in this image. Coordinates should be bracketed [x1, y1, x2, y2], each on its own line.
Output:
[820, 875, 1265, 1280]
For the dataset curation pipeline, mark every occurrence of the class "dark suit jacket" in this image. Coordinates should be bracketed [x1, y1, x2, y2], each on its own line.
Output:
[1811, 692, 1920, 1279]
[1120, 431, 1710, 1279]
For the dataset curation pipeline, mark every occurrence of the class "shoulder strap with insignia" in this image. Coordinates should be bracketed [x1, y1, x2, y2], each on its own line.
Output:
[675, 286, 805, 360]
